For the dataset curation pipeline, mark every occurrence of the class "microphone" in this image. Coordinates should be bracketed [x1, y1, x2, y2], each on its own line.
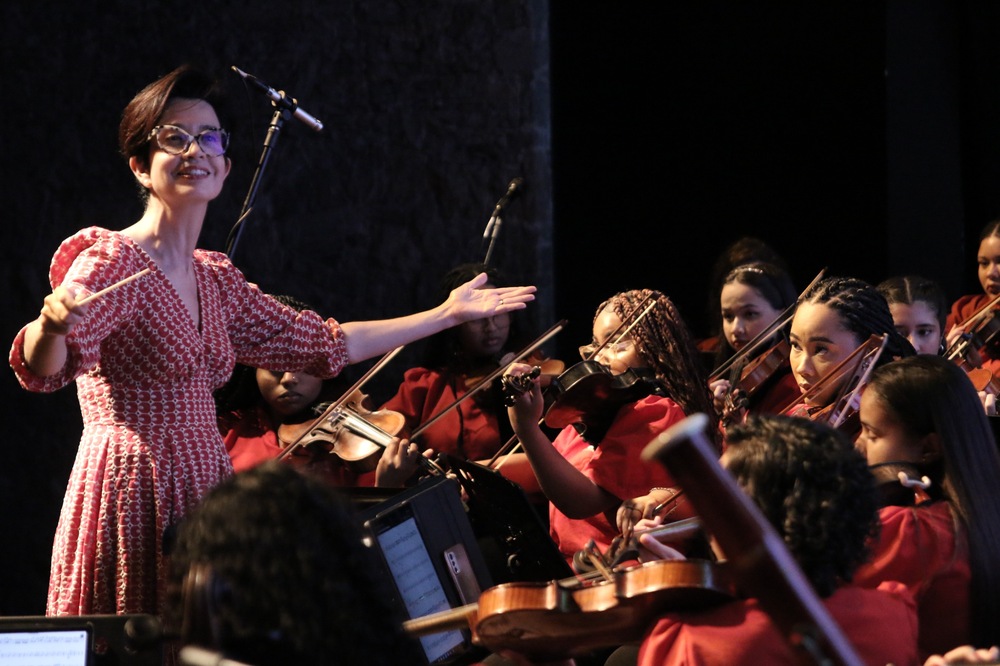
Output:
[483, 177, 525, 239]
[494, 177, 524, 214]
[231, 66, 323, 132]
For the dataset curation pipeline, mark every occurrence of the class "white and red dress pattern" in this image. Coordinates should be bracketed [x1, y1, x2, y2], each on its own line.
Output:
[10, 228, 349, 617]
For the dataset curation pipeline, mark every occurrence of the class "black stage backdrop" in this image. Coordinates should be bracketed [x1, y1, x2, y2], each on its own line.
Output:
[3, 0, 1000, 613]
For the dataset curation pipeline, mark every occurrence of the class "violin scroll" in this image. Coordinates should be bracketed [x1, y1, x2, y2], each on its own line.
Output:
[500, 365, 541, 406]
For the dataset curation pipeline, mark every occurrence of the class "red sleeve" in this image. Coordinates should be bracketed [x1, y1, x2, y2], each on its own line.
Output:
[852, 502, 960, 595]
[380, 367, 438, 431]
[588, 395, 682, 501]
[197, 249, 349, 378]
[947, 294, 988, 332]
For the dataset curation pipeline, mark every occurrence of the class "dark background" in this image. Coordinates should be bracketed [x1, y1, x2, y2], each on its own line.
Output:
[3, 1, 1000, 613]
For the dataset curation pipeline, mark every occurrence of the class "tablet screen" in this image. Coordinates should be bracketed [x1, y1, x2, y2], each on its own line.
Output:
[0, 628, 90, 666]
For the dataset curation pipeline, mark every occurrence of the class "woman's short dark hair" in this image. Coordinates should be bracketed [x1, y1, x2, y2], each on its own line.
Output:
[119, 64, 233, 170]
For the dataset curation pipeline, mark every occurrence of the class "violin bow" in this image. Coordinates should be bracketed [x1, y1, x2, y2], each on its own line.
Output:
[944, 291, 1000, 361]
[275, 345, 405, 462]
[774, 333, 885, 418]
[710, 267, 826, 382]
[581, 296, 655, 362]
[409, 320, 567, 441]
[489, 302, 657, 470]
[825, 334, 888, 429]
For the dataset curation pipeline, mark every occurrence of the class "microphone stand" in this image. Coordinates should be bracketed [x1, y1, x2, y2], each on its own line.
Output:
[225, 104, 295, 259]
[483, 212, 502, 268]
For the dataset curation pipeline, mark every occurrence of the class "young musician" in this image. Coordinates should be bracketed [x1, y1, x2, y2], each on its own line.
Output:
[503, 289, 717, 566]
[945, 220, 1000, 374]
[785, 276, 914, 421]
[635, 416, 919, 666]
[215, 295, 422, 488]
[854, 355, 1000, 659]
[381, 263, 533, 463]
[708, 261, 799, 423]
[878, 275, 947, 356]
[9, 64, 535, 618]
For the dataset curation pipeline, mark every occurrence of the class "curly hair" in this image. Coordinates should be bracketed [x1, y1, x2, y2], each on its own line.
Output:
[723, 415, 880, 597]
[800, 276, 916, 364]
[166, 462, 422, 664]
[595, 289, 720, 446]
[865, 355, 1000, 646]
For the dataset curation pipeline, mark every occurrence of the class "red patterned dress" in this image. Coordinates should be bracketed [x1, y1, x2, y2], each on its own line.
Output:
[9, 228, 349, 617]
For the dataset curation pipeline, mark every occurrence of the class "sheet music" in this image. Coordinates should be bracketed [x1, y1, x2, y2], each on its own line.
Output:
[0, 630, 89, 666]
[376, 516, 464, 663]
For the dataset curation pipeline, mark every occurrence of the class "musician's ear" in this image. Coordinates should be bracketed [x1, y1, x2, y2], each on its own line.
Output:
[919, 432, 942, 464]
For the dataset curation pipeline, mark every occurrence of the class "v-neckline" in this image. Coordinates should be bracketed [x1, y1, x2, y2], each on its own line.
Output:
[119, 232, 203, 334]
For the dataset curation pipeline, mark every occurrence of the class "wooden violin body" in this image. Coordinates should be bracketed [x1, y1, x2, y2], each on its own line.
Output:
[947, 294, 1000, 369]
[543, 361, 661, 444]
[404, 559, 735, 660]
[721, 339, 791, 425]
[296, 390, 407, 473]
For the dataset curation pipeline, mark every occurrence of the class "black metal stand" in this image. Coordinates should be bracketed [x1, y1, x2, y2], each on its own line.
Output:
[482, 213, 502, 268]
[225, 104, 294, 259]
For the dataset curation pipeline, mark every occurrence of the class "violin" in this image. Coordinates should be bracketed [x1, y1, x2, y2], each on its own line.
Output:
[466, 352, 565, 391]
[719, 338, 791, 425]
[542, 361, 662, 444]
[868, 461, 934, 508]
[946, 292, 1000, 368]
[294, 389, 407, 473]
[402, 558, 735, 660]
[275, 347, 446, 477]
[967, 366, 1000, 396]
[777, 334, 888, 437]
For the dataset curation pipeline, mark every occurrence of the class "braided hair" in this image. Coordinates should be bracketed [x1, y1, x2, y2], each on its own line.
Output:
[799, 277, 916, 364]
[596, 289, 720, 445]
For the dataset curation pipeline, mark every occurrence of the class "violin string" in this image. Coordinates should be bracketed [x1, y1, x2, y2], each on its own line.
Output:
[275, 346, 405, 461]
[410, 320, 566, 439]
[582, 295, 655, 361]
[776, 333, 884, 419]
[709, 267, 826, 382]
[827, 336, 887, 428]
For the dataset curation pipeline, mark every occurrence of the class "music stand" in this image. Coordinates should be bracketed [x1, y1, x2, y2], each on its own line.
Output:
[444, 456, 573, 584]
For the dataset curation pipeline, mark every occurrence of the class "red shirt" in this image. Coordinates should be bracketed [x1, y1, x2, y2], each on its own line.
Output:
[638, 582, 919, 666]
[947, 294, 1000, 374]
[548, 394, 684, 564]
[220, 404, 376, 486]
[382, 367, 507, 461]
[851, 501, 970, 660]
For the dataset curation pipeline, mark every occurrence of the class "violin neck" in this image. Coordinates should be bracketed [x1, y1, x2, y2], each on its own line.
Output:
[402, 602, 478, 637]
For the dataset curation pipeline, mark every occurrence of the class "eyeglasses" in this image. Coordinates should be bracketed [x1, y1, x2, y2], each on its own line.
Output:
[578, 339, 635, 361]
[148, 124, 230, 157]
